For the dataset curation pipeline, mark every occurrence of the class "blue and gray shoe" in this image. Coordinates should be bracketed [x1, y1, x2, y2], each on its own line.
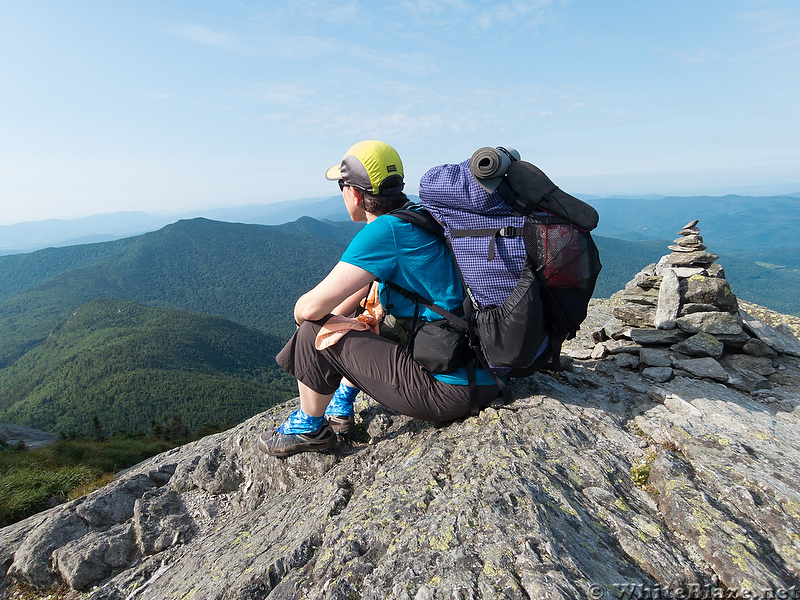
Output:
[258, 422, 336, 457]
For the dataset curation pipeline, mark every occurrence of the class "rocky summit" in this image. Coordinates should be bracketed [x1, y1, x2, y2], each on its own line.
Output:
[2, 225, 800, 600]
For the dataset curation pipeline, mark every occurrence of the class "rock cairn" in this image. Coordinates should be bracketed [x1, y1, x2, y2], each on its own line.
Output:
[590, 220, 800, 390]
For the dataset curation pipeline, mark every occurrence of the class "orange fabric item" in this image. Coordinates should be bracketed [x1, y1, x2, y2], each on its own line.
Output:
[315, 284, 385, 350]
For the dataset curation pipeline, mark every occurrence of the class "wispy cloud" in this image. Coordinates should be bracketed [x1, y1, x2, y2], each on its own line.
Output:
[252, 75, 631, 152]
[397, 0, 561, 30]
[475, 0, 560, 30]
[347, 46, 439, 77]
[232, 82, 318, 106]
[734, 7, 800, 74]
[399, 0, 474, 18]
[261, 113, 292, 122]
[146, 92, 179, 100]
[736, 7, 800, 54]
[168, 24, 242, 53]
[673, 48, 720, 64]
[168, 22, 335, 60]
[737, 7, 799, 35]
[286, 1, 362, 26]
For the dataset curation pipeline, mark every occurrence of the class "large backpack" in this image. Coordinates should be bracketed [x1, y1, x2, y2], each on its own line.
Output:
[392, 148, 601, 404]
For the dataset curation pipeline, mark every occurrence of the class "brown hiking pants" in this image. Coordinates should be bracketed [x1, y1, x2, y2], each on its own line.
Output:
[276, 317, 500, 422]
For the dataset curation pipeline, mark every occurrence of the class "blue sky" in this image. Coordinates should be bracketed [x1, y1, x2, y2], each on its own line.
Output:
[1, 1, 799, 225]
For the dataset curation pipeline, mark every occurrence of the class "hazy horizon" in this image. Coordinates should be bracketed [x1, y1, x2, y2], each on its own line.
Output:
[3, 186, 800, 229]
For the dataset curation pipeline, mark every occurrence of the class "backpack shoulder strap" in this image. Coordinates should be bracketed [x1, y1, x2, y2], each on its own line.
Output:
[385, 281, 467, 331]
[390, 202, 444, 237]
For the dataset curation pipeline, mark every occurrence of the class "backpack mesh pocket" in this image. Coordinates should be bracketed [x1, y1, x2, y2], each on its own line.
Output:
[523, 214, 602, 335]
[528, 217, 593, 287]
[475, 261, 547, 372]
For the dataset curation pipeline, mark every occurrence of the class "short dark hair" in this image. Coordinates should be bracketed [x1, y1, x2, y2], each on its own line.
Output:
[363, 191, 408, 216]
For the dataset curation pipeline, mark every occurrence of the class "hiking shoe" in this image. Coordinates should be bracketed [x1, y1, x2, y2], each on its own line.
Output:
[258, 422, 336, 457]
[326, 414, 355, 435]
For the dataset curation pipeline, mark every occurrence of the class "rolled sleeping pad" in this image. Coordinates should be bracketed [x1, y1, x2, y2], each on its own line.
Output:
[506, 161, 599, 231]
[470, 147, 520, 192]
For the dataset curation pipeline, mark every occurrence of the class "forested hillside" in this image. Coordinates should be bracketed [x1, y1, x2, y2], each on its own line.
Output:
[0, 237, 138, 302]
[0, 298, 295, 436]
[591, 237, 665, 297]
[0, 217, 363, 367]
[2, 217, 799, 372]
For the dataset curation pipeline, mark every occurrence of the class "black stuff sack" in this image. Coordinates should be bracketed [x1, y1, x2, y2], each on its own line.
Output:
[410, 319, 472, 374]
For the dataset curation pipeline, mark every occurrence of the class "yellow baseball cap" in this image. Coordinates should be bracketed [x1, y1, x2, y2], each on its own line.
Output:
[325, 140, 405, 196]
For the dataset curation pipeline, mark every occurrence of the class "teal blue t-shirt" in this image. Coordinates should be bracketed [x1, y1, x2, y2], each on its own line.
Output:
[340, 214, 496, 386]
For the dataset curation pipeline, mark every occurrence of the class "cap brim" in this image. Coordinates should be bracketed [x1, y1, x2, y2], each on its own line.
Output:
[325, 164, 342, 181]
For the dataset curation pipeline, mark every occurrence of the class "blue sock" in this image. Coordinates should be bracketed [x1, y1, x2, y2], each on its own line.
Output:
[277, 408, 325, 435]
[325, 383, 358, 417]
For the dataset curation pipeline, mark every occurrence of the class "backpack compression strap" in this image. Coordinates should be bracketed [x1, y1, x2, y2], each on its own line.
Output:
[394, 202, 522, 262]
[449, 226, 522, 261]
[384, 282, 468, 332]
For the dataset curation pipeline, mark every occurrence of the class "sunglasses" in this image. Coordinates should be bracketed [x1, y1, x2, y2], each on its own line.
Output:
[338, 179, 367, 192]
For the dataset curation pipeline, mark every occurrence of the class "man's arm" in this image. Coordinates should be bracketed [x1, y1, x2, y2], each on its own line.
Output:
[294, 261, 376, 325]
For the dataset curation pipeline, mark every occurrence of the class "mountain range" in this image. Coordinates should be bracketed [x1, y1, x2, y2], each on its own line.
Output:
[591, 193, 800, 270]
[1, 198, 799, 436]
[4, 192, 800, 265]
[0, 218, 363, 365]
[591, 193, 800, 248]
[0, 196, 348, 255]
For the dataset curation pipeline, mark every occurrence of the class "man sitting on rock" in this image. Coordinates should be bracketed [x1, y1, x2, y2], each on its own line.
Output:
[258, 140, 500, 457]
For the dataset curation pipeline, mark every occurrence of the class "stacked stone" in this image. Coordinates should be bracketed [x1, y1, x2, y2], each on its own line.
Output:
[591, 220, 800, 392]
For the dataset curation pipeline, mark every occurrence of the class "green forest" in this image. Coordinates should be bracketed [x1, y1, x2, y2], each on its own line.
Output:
[0, 298, 296, 436]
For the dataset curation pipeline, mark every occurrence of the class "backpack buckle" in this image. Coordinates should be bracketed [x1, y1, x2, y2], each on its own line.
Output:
[498, 226, 519, 237]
